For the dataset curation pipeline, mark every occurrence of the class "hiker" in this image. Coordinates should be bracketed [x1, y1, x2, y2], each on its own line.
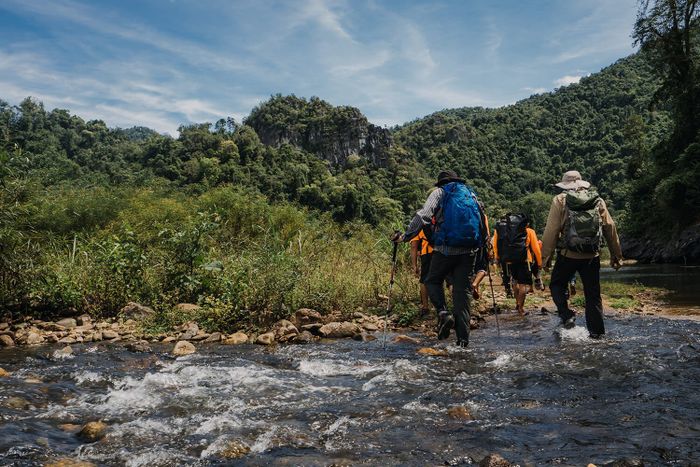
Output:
[493, 217, 514, 298]
[492, 214, 542, 315]
[410, 227, 433, 317]
[541, 171, 623, 338]
[392, 170, 487, 347]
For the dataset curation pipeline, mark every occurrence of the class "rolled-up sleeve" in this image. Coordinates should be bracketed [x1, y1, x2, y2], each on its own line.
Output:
[403, 188, 443, 241]
[599, 199, 623, 259]
[541, 195, 564, 265]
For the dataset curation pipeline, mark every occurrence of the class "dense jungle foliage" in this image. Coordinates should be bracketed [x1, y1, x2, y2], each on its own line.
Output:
[1, 26, 697, 325]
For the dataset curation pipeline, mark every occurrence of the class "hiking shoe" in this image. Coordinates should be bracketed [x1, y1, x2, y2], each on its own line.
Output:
[506, 289, 514, 298]
[569, 284, 577, 296]
[437, 311, 454, 340]
[456, 339, 469, 348]
[562, 317, 576, 329]
[589, 333, 604, 340]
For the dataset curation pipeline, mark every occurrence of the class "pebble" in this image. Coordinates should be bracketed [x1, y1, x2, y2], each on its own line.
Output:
[417, 347, 448, 357]
[447, 406, 473, 420]
[392, 334, 421, 345]
[0, 367, 10, 377]
[219, 440, 250, 459]
[45, 459, 96, 467]
[5, 396, 30, 409]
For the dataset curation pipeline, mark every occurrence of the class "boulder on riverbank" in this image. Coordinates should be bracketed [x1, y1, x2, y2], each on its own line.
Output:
[172, 340, 196, 356]
[319, 321, 361, 338]
[223, 332, 249, 345]
[119, 302, 155, 320]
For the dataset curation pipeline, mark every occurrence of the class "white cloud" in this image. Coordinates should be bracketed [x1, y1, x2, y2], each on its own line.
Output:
[554, 75, 583, 87]
[523, 86, 547, 94]
[300, 0, 354, 42]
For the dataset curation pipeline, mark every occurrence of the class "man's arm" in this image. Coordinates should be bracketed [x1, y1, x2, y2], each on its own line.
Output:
[541, 196, 564, 267]
[599, 199, 624, 266]
[402, 188, 443, 241]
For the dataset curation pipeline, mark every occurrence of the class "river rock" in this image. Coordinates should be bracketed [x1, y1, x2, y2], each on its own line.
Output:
[45, 458, 96, 467]
[119, 302, 155, 320]
[58, 336, 77, 344]
[58, 423, 82, 433]
[0, 367, 10, 377]
[54, 345, 74, 358]
[479, 453, 512, 467]
[417, 347, 448, 357]
[173, 340, 196, 356]
[362, 322, 379, 331]
[447, 406, 473, 420]
[77, 421, 107, 442]
[223, 332, 248, 345]
[392, 334, 421, 345]
[204, 332, 222, 343]
[77, 314, 92, 326]
[272, 319, 299, 342]
[294, 308, 323, 326]
[102, 330, 119, 340]
[56, 318, 77, 329]
[5, 396, 30, 409]
[179, 322, 200, 340]
[220, 439, 250, 459]
[162, 335, 177, 343]
[26, 331, 45, 345]
[0, 334, 14, 347]
[319, 321, 361, 338]
[191, 331, 211, 341]
[0, 322, 8, 331]
[256, 332, 275, 345]
[294, 330, 316, 344]
[125, 340, 151, 353]
[301, 323, 324, 335]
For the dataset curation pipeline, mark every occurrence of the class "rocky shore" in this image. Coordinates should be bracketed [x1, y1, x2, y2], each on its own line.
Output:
[0, 303, 413, 354]
[622, 224, 700, 264]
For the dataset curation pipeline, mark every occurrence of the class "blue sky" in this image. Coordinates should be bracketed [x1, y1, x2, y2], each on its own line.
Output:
[0, 0, 638, 135]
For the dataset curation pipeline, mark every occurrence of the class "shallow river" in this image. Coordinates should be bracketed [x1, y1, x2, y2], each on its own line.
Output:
[1, 313, 699, 466]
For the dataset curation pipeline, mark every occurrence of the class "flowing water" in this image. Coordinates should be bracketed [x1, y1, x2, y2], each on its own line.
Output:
[1, 313, 699, 466]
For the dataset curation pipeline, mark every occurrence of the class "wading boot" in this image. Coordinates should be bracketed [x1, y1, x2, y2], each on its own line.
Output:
[562, 317, 576, 329]
[437, 310, 454, 340]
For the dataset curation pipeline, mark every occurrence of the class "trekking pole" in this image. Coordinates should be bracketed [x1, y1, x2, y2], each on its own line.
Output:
[485, 263, 501, 337]
[382, 233, 400, 350]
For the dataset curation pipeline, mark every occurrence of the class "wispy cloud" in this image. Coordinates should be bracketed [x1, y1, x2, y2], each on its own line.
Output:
[554, 75, 584, 87]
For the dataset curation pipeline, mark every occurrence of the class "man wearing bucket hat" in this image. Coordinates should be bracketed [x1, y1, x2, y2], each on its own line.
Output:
[393, 170, 488, 347]
[541, 170, 623, 338]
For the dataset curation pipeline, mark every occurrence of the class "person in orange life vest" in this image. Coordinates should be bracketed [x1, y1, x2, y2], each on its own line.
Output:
[493, 216, 542, 315]
[410, 228, 434, 317]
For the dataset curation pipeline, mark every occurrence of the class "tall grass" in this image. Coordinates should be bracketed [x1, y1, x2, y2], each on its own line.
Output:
[0, 184, 417, 331]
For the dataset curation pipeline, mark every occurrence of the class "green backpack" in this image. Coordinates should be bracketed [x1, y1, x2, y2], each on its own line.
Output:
[561, 189, 603, 253]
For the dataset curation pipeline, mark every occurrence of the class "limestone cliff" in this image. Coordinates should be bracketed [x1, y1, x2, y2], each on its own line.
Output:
[245, 95, 391, 167]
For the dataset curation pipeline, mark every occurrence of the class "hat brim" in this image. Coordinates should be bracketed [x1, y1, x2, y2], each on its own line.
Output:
[436, 177, 466, 187]
[555, 180, 590, 190]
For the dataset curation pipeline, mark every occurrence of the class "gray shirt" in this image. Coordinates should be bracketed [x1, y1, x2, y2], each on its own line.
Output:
[403, 187, 479, 256]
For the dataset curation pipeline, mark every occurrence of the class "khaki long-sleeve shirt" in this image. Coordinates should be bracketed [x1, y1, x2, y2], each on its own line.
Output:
[541, 192, 623, 266]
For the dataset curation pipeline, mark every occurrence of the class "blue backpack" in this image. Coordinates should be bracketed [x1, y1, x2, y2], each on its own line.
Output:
[433, 182, 482, 248]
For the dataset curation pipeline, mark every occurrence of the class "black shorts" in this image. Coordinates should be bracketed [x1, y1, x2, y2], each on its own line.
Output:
[420, 253, 432, 284]
[509, 262, 533, 285]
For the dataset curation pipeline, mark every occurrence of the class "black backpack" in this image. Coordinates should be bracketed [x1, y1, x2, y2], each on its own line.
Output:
[498, 213, 528, 263]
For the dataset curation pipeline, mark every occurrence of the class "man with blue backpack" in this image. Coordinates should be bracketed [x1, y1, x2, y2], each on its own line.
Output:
[393, 170, 487, 347]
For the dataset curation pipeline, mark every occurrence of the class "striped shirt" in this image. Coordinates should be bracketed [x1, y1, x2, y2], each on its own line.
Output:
[403, 187, 481, 256]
